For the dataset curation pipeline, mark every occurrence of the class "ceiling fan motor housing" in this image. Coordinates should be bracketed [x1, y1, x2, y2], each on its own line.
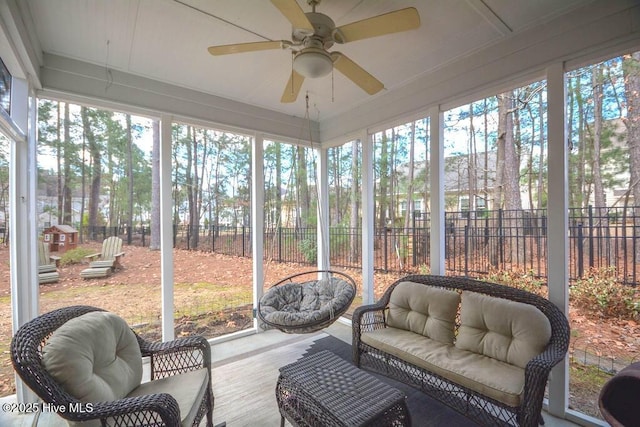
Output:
[293, 12, 336, 49]
[291, 12, 337, 78]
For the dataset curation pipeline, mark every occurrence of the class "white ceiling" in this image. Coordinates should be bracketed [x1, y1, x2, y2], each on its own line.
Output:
[22, 0, 593, 124]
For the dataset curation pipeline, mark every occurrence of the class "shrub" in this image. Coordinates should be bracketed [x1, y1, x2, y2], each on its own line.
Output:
[484, 268, 547, 297]
[570, 267, 640, 320]
[59, 247, 96, 266]
[299, 237, 317, 264]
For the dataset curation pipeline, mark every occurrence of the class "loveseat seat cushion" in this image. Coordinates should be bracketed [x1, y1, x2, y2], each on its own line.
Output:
[42, 311, 143, 402]
[361, 327, 452, 369]
[362, 327, 526, 407]
[455, 291, 551, 369]
[127, 367, 209, 427]
[386, 281, 460, 344]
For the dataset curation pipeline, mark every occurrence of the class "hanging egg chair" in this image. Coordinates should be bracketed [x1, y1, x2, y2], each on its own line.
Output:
[257, 270, 357, 334]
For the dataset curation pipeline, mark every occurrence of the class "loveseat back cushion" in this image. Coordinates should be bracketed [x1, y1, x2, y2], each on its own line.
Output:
[42, 311, 143, 402]
[386, 281, 460, 344]
[455, 291, 552, 368]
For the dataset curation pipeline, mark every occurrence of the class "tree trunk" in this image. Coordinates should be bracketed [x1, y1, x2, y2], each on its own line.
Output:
[332, 147, 340, 225]
[494, 96, 506, 209]
[186, 126, 198, 249]
[623, 51, 640, 262]
[501, 92, 522, 210]
[275, 142, 282, 227]
[349, 141, 360, 262]
[389, 128, 396, 226]
[62, 102, 72, 225]
[591, 65, 606, 209]
[404, 121, 416, 233]
[81, 107, 102, 235]
[56, 102, 63, 224]
[377, 132, 389, 231]
[126, 115, 134, 242]
[576, 75, 588, 209]
[537, 88, 546, 209]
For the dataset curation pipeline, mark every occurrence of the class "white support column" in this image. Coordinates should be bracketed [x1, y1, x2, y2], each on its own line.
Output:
[361, 131, 375, 304]
[429, 107, 445, 275]
[546, 62, 569, 417]
[9, 76, 38, 403]
[316, 146, 329, 273]
[159, 114, 174, 342]
[252, 133, 265, 330]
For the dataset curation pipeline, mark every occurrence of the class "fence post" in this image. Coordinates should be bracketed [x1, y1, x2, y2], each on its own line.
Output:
[278, 227, 283, 263]
[412, 211, 417, 267]
[588, 205, 594, 269]
[498, 209, 504, 266]
[242, 225, 246, 257]
[634, 219, 638, 286]
[384, 227, 389, 272]
[577, 223, 584, 278]
[464, 224, 469, 276]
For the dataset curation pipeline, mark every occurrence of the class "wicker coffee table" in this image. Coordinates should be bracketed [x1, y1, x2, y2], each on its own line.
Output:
[276, 350, 411, 426]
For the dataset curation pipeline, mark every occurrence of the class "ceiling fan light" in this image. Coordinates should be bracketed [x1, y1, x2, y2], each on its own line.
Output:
[293, 49, 333, 78]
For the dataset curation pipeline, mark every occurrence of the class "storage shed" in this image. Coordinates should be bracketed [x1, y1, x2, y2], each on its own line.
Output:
[43, 225, 78, 254]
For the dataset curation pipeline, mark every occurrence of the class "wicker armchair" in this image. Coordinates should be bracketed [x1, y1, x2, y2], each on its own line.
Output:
[11, 305, 215, 427]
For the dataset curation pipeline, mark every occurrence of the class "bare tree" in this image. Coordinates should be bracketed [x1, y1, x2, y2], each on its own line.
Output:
[295, 145, 310, 228]
[56, 102, 63, 223]
[62, 102, 72, 224]
[591, 65, 607, 210]
[403, 121, 416, 232]
[623, 53, 640, 209]
[126, 115, 134, 243]
[81, 106, 102, 233]
[349, 141, 360, 263]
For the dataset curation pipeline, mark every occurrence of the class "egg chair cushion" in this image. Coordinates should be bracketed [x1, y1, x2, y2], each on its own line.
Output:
[259, 272, 356, 333]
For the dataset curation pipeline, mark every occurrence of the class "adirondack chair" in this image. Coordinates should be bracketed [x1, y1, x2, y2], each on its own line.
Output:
[81, 237, 125, 279]
[38, 241, 60, 284]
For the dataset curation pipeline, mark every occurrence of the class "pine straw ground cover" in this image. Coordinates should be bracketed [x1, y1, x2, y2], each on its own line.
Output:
[0, 245, 638, 418]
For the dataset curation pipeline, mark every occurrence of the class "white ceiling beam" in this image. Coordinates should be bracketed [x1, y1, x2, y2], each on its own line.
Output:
[465, 0, 512, 36]
[39, 54, 320, 144]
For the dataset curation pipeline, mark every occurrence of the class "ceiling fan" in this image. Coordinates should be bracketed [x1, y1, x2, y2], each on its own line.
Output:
[207, 0, 420, 103]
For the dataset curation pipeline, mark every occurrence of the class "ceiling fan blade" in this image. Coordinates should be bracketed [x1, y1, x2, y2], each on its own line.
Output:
[331, 52, 384, 95]
[208, 41, 287, 56]
[271, 0, 314, 33]
[281, 70, 305, 103]
[334, 7, 420, 44]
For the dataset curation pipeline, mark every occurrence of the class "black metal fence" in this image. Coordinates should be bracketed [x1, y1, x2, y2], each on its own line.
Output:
[76, 206, 640, 286]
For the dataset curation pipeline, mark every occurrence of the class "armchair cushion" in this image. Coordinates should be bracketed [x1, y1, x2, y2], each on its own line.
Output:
[42, 311, 143, 402]
[128, 368, 209, 427]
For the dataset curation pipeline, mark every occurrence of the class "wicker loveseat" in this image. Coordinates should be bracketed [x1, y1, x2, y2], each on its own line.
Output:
[11, 305, 215, 427]
[352, 275, 570, 427]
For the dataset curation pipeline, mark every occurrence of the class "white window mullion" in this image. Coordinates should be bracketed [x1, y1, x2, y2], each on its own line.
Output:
[546, 61, 569, 418]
